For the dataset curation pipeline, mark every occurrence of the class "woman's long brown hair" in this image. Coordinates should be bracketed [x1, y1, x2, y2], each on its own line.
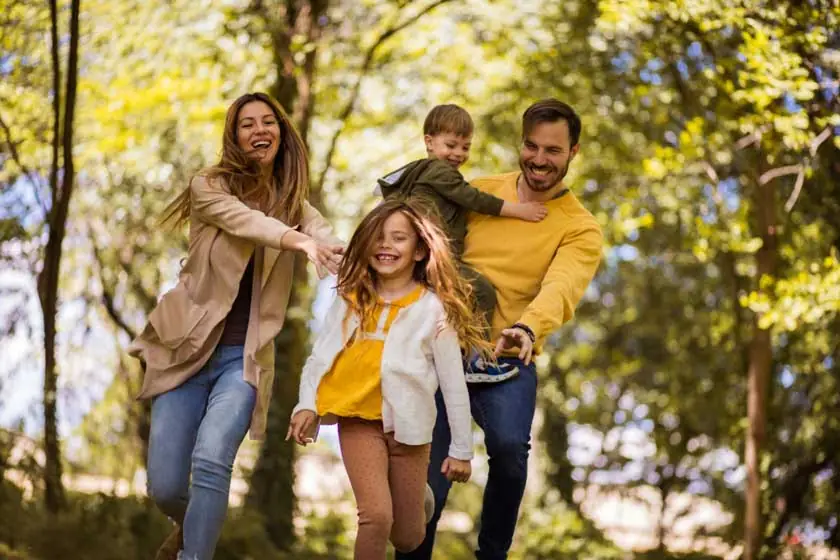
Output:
[160, 92, 309, 227]
[335, 199, 493, 358]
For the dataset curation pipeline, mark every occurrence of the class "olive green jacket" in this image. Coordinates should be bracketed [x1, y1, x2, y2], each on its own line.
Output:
[377, 158, 505, 257]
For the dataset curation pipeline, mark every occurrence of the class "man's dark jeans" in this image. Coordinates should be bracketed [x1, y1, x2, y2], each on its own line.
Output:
[396, 358, 537, 560]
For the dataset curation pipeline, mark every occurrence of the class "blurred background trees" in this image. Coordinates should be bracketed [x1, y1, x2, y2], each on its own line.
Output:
[1, 0, 838, 558]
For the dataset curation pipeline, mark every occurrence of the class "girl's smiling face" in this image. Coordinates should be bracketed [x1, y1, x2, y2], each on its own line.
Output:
[368, 211, 426, 282]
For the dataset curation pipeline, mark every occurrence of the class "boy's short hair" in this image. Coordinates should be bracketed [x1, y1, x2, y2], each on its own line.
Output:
[423, 104, 474, 138]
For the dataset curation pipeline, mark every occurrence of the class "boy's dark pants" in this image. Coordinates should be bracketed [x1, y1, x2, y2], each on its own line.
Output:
[459, 263, 496, 336]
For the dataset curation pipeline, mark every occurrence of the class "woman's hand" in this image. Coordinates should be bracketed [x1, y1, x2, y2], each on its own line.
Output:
[441, 457, 472, 483]
[286, 410, 318, 446]
[281, 229, 344, 277]
[302, 239, 344, 278]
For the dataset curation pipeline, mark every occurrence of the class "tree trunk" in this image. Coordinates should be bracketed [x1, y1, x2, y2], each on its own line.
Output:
[246, 1, 328, 548]
[134, 359, 152, 470]
[656, 479, 673, 554]
[246, 258, 311, 550]
[744, 175, 778, 559]
[541, 362, 575, 503]
[268, 0, 328, 201]
[247, 0, 447, 547]
[44, 1, 62, 513]
[40, 0, 81, 514]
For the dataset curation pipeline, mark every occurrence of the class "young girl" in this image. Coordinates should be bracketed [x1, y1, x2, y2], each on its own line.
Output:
[287, 199, 491, 559]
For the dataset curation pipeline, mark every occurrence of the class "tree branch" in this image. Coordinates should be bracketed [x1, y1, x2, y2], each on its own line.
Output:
[314, 0, 453, 194]
[735, 125, 772, 151]
[759, 165, 802, 186]
[700, 160, 719, 183]
[781, 127, 833, 213]
[47, 0, 61, 220]
[120, 255, 159, 313]
[767, 455, 833, 545]
[291, 0, 328, 145]
[59, 0, 80, 212]
[268, 1, 299, 114]
[0, 111, 47, 216]
[782, 168, 806, 214]
[807, 126, 833, 158]
[89, 230, 138, 341]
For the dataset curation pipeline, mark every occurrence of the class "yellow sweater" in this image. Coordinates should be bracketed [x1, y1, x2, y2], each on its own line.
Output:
[463, 172, 603, 352]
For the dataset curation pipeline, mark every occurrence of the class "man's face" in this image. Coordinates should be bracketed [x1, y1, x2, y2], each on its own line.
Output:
[518, 120, 579, 192]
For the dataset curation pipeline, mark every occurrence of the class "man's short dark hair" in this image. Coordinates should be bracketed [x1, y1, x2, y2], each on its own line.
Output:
[522, 99, 581, 147]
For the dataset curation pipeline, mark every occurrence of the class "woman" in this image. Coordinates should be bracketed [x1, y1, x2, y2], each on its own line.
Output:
[128, 92, 344, 560]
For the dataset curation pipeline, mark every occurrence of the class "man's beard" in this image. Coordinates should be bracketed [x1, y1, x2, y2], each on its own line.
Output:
[519, 158, 570, 192]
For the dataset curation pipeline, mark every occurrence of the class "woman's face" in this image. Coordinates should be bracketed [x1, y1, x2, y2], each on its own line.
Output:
[236, 100, 281, 168]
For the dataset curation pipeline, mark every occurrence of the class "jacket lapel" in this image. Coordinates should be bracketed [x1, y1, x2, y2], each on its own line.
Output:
[262, 247, 280, 288]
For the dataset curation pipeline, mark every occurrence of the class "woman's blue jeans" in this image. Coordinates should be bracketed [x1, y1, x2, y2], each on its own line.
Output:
[146, 344, 256, 560]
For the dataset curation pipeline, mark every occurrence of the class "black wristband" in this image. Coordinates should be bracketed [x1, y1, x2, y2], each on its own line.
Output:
[512, 323, 535, 344]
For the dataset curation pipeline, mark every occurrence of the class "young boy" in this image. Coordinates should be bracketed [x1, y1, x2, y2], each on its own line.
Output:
[377, 104, 547, 331]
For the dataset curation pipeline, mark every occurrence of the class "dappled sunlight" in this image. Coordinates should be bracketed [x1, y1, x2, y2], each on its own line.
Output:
[2, 0, 839, 558]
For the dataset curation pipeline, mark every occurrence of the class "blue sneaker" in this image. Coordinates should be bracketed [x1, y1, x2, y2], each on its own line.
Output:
[464, 356, 519, 384]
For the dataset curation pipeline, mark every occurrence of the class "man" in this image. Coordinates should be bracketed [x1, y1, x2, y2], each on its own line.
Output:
[397, 99, 603, 560]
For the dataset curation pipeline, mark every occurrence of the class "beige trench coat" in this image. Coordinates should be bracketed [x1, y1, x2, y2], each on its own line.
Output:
[128, 175, 341, 439]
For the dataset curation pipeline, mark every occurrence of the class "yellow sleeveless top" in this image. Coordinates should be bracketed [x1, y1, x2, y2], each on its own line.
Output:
[316, 285, 425, 419]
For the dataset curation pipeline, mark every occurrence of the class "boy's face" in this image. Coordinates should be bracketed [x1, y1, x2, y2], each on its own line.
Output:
[424, 132, 472, 169]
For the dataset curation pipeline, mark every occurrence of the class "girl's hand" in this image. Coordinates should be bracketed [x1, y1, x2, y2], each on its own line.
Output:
[494, 327, 534, 365]
[441, 457, 471, 483]
[286, 410, 317, 446]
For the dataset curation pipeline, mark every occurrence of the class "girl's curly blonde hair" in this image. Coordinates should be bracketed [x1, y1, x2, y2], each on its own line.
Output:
[335, 198, 493, 358]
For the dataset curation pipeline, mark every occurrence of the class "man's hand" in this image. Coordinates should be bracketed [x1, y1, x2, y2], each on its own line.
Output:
[494, 327, 534, 365]
[286, 410, 317, 446]
[441, 457, 472, 483]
